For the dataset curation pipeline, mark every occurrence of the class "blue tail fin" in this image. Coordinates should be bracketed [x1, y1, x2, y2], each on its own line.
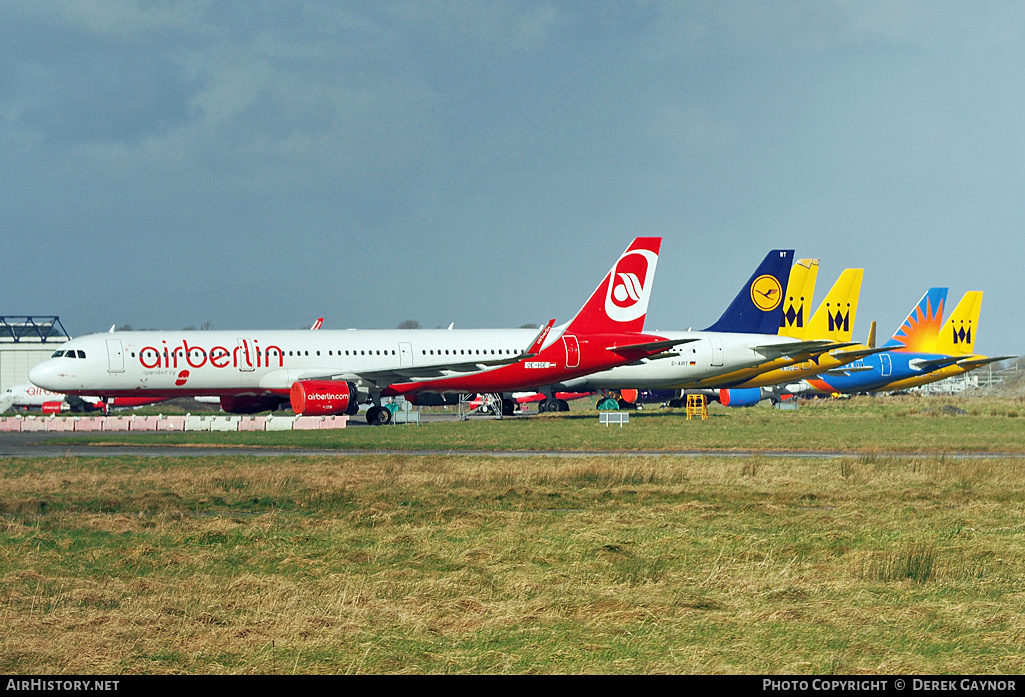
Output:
[704, 250, 795, 334]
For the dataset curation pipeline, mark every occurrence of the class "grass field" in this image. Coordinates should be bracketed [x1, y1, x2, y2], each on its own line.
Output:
[3, 396, 1025, 674]
[62, 395, 1025, 453]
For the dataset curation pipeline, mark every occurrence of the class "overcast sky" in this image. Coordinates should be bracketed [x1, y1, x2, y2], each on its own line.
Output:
[3, 1, 1022, 357]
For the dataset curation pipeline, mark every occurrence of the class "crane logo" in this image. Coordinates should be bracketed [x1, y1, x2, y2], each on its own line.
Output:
[750, 275, 783, 312]
[605, 249, 658, 323]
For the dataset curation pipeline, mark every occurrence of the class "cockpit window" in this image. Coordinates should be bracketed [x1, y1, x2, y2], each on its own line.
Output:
[76, 350, 86, 359]
[51, 350, 65, 358]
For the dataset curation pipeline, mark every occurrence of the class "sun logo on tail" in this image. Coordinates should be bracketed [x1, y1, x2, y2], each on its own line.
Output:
[893, 296, 944, 352]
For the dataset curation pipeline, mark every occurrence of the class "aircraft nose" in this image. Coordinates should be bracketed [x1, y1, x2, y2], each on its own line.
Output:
[29, 361, 58, 390]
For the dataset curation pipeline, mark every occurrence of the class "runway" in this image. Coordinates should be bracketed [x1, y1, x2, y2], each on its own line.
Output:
[1, 431, 1022, 460]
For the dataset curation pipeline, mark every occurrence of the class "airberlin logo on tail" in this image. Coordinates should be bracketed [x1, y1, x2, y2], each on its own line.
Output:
[605, 249, 658, 323]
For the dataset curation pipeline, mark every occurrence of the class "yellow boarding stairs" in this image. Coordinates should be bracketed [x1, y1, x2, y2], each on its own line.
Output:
[686, 394, 708, 421]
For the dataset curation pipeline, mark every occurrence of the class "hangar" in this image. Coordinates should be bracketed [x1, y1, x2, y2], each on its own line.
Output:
[0, 316, 70, 393]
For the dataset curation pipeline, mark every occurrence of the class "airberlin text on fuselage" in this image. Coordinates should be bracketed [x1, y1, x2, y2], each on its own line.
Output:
[137, 340, 283, 370]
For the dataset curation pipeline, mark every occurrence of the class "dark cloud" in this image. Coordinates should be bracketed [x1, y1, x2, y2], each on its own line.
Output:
[1, 1, 1022, 356]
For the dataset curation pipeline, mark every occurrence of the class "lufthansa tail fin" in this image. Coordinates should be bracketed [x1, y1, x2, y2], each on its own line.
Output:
[704, 249, 794, 334]
[778, 258, 818, 340]
[804, 269, 863, 343]
[884, 287, 948, 351]
[565, 237, 661, 335]
[933, 291, 982, 356]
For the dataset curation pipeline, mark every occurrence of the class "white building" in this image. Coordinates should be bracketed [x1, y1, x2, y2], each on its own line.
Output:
[0, 317, 70, 393]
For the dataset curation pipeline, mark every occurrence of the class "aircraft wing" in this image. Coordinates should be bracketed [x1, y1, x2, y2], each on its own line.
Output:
[292, 357, 530, 389]
[288, 321, 560, 388]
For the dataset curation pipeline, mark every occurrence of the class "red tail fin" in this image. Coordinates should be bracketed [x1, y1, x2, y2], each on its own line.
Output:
[566, 237, 661, 334]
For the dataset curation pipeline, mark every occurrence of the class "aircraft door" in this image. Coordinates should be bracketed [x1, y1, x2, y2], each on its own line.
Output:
[563, 335, 580, 368]
[399, 342, 413, 367]
[106, 339, 125, 373]
[710, 337, 724, 367]
[880, 354, 892, 377]
[237, 339, 255, 372]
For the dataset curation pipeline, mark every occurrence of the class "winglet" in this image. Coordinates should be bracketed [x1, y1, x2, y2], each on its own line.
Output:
[867, 321, 876, 349]
[523, 319, 556, 358]
[704, 249, 794, 334]
[565, 237, 661, 334]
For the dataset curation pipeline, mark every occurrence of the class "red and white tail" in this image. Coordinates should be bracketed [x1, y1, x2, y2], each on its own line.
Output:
[566, 237, 661, 334]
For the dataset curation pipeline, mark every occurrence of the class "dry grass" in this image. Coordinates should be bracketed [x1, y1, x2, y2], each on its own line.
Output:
[2, 452, 1025, 674]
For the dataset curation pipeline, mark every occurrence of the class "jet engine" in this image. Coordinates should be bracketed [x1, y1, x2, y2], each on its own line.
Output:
[219, 395, 284, 414]
[717, 388, 763, 407]
[290, 380, 358, 416]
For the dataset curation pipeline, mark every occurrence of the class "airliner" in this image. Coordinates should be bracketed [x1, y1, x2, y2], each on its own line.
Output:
[0, 383, 168, 414]
[540, 249, 847, 402]
[29, 237, 685, 424]
[774, 287, 984, 397]
[794, 290, 1013, 395]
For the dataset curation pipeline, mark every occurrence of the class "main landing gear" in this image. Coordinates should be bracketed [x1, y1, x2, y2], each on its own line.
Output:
[365, 405, 393, 425]
[537, 397, 569, 413]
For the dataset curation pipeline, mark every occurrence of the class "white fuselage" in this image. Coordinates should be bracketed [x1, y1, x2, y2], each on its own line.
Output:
[1, 383, 73, 411]
[28, 328, 543, 398]
[555, 331, 808, 391]
[29, 328, 811, 398]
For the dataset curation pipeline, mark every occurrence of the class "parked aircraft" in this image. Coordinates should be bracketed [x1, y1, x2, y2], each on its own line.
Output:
[29, 238, 683, 424]
[856, 291, 1014, 392]
[774, 287, 973, 398]
[0, 383, 167, 414]
[543, 249, 846, 405]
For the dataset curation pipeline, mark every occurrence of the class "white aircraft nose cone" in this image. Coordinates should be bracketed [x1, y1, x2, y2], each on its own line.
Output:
[29, 362, 56, 390]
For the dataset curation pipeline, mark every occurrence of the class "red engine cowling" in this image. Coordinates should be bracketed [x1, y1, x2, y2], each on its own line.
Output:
[290, 380, 355, 416]
[41, 401, 64, 415]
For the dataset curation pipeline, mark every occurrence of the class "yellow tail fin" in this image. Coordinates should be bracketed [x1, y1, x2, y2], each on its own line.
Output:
[933, 291, 982, 356]
[805, 268, 863, 342]
[778, 258, 818, 340]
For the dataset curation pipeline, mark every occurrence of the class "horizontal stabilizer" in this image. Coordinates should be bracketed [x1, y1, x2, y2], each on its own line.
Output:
[956, 355, 1017, 370]
[822, 365, 875, 376]
[828, 346, 891, 362]
[909, 356, 963, 373]
[749, 339, 850, 359]
[606, 338, 699, 355]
